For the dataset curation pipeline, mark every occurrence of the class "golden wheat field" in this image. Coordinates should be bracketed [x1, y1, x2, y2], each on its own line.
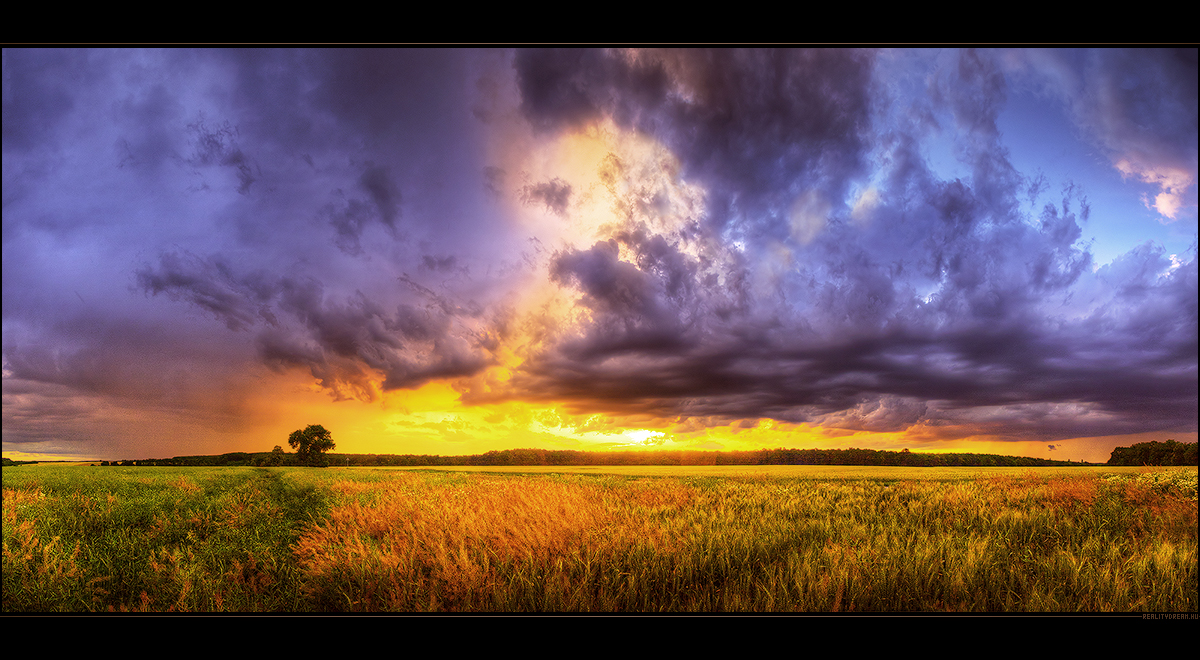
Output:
[3, 465, 1197, 612]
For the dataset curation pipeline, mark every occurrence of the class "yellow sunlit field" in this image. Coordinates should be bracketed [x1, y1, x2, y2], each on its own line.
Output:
[3, 464, 1196, 613]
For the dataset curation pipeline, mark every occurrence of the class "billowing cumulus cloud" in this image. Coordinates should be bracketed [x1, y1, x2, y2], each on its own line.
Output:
[3, 47, 1196, 460]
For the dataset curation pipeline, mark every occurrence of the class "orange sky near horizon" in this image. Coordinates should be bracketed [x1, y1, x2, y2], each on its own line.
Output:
[5, 365, 1193, 465]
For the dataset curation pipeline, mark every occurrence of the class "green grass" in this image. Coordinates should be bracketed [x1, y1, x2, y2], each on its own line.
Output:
[4, 465, 1196, 612]
[2, 466, 332, 611]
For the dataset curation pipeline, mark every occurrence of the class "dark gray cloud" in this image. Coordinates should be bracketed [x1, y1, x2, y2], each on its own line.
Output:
[324, 162, 404, 256]
[184, 115, 256, 194]
[135, 251, 280, 332]
[521, 178, 572, 216]
[130, 250, 497, 402]
[358, 162, 401, 229]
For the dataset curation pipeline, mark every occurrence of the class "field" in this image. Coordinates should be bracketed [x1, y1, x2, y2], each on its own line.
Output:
[3, 464, 1196, 613]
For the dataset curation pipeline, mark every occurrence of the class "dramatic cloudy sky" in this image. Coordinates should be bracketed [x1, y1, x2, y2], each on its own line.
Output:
[4, 48, 1196, 462]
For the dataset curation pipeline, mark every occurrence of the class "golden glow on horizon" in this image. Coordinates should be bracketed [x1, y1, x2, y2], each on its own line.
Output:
[7, 372, 1193, 465]
[246, 365, 1198, 465]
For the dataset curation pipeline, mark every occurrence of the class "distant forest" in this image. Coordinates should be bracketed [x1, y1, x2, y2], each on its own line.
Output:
[95, 447, 1098, 468]
[1106, 439, 1197, 466]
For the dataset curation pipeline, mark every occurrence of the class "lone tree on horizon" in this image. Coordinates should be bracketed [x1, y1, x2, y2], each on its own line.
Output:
[288, 424, 336, 467]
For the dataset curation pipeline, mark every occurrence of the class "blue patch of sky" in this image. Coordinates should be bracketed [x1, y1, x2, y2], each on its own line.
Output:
[998, 90, 1194, 268]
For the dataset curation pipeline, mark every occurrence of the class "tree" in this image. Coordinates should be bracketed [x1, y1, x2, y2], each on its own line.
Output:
[288, 424, 335, 467]
[1108, 439, 1198, 466]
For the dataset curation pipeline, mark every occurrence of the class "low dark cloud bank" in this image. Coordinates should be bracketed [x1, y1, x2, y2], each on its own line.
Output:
[3, 48, 1196, 453]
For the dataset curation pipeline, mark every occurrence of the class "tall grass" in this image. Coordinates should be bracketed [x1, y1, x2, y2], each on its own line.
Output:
[3, 466, 327, 612]
[294, 469, 1197, 612]
[4, 466, 1196, 612]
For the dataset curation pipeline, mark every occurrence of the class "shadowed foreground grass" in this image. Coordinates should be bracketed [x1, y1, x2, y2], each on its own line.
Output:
[2, 466, 326, 612]
[3, 465, 1196, 612]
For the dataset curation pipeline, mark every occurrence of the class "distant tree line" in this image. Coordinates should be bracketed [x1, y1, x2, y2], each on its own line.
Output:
[102, 446, 292, 467]
[101, 447, 1087, 468]
[431, 447, 1084, 467]
[1107, 440, 1198, 466]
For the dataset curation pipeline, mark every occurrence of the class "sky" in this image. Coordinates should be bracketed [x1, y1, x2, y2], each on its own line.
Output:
[3, 47, 1196, 464]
